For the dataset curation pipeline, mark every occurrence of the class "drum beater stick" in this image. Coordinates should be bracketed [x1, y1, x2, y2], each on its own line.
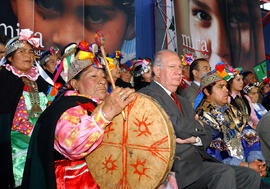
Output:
[95, 31, 126, 121]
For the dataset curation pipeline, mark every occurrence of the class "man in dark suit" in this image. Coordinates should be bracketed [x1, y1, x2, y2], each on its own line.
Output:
[178, 58, 210, 107]
[139, 50, 261, 189]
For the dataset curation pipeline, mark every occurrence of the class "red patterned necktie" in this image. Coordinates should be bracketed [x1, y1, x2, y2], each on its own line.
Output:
[171, 92, 183, 113]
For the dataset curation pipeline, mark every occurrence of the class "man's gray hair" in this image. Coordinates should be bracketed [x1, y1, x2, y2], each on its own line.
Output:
[152, 50, 164, 69]
[152, 50, 179, 77]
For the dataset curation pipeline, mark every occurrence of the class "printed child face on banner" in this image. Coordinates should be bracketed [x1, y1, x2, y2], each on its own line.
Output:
[10, 0, 135, 54]
[188, 0, 264, 70]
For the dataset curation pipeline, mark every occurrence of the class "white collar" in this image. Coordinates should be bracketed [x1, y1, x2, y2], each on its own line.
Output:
[154, 80, 172, 97]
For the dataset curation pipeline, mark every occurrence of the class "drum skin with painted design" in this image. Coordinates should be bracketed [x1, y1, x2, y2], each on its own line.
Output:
[85, 93, 175, 189]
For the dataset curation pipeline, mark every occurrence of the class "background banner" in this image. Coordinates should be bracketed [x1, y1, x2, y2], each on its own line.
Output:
[174, 0, 265, 72]
[0, 0, 136, 63]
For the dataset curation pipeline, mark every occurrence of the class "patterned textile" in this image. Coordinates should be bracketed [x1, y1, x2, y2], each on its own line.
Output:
[229, 93, 259, 127]
[46, 82, 63, 105]
[178, 76, 190, 90]
[0, 29, 39, 66]
[11, 91, 48, 135]
[10, 75, 48, 187]
[196, 100, 263, 165]
[66, 40, 104, 82]
[40, 47, 60, 66]
[199, 71, 223, 94]
[12, 96, 33, 135]
[194, 70, 223, 110]
[120, 59, 135, 72]
[4, 64, 39, 81]
[181, 54, 194, 66]
[53, 90, 110, 188]
[67, 59, 93, 82]
[106, 51, 122, 71]
[54, 90, 108, 160]
[243, 82, 259, 94]
[11, 91, 47, 187]
[215, 62, 241, 81]
[253, 103, 268, 120]
[133, 59, 151, 77]
[194, 63, 241, 110]
[61, 43, 78, 82]
[6, 29, 39, 58]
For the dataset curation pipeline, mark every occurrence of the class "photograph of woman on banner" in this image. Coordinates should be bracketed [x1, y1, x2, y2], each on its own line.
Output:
[188, 0, 265, 70]
[9, 0, 135, 62]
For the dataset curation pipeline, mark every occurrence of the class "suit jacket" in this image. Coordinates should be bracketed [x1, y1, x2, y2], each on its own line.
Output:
[139, 81, 216, 188]
[257, 111, 270, 167]
[178, 82, 199, 107]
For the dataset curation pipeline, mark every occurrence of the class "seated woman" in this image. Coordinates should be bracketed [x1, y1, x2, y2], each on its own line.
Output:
[0, 29, 50, 188]
[22, 42, 135, 188]
[133, 58, 152, 91]
[40, 47, 60, 76]
[228, 70, 259, 128]
[226, 68, 266, 162]
[243, 83, 268, 120]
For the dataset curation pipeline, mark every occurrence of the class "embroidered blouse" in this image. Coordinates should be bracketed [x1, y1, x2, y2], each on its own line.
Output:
[54, 90, 110, 160]
[4, 64, 48, 187]
[11, 91, 48, 135]
[4, 64, 39, 81]
[5, 64, 48, 135]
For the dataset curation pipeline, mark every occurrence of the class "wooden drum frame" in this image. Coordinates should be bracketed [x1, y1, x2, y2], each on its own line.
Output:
[86, 93, 175, 189]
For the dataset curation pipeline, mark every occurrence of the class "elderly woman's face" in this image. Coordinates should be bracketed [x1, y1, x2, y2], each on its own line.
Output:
[12, 0, 132, 54]
[43, 54, 59, 74]
[72, 66, 108, 100]
[7, 41, 34, 73]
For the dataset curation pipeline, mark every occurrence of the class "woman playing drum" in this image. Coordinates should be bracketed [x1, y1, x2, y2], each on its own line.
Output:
[22, 42, 135, 189]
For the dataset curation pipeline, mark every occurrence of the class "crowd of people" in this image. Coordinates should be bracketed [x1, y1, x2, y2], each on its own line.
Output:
[0, 29, 270, 189]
